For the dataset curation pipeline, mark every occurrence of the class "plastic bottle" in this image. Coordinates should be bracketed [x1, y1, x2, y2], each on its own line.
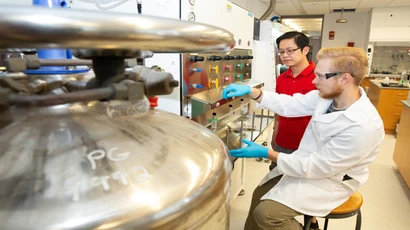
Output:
[210, 112, 219, 132]
[400, 70, 407, 85]
[229, 104, 234, 118]
[240, 98, 247, 115]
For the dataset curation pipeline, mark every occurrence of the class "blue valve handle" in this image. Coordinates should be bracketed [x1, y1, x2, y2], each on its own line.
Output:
[190, 84, 204, 89]
[191, 68, 203, 72]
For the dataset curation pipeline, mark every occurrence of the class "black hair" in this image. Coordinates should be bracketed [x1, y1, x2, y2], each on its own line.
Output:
[276, 31, 309, 49]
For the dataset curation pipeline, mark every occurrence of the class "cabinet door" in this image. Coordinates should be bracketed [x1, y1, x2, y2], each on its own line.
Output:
[393, 106, 410, 189]
[378, 103, 403, 119]
[379, 89, 408, 100]
[378, 89, 409, 120]
[382, 118, 400, 130]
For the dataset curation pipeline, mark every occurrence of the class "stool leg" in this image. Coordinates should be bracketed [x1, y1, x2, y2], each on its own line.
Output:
[324, 218, 329, 230]
[303, 215, 313, 230]
[355, 210, 362, 230]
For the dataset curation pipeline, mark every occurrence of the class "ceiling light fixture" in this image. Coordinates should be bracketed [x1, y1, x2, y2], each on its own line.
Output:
[336, 7, 347, 23]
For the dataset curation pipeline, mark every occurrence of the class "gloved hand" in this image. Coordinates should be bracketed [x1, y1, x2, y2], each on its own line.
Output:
[222, 84, 251, 99]
[230, 139, 269, 158]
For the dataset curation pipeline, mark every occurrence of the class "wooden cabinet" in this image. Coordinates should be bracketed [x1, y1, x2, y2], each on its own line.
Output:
[393, 103, 410, 189]
[368, 82, 409, 134]
[361, 77, 376, 91]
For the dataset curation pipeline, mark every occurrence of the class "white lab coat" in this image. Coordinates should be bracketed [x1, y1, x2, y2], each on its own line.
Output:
[257, 87, 384, 216]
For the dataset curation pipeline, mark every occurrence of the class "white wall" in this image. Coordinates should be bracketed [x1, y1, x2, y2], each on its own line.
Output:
[369, 6, 410, 42]
[181, 0, 254, 50]
[0, 0, 31, 5]
[230, 0, 279, 19]
[321, 13, 371, 51]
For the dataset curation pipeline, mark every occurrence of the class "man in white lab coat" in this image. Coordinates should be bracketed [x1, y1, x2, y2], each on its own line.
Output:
[222, 47, 385, 230]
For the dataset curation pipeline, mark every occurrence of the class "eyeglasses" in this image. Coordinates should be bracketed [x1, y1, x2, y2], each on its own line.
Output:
[315, 72, 345, 80]
[278, 48, 300, 56]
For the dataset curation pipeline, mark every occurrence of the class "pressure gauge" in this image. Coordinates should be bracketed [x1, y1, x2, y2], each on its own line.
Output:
[188, 12, 196, 22]
[189, 0, 195, 6]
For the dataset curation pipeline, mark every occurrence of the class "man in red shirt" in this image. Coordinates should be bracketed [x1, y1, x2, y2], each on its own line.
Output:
[271, 31, 316, 168]
[270, 31, 318, 229]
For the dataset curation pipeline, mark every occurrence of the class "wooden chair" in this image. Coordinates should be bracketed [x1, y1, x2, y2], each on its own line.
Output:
[303, 191, 363, 230]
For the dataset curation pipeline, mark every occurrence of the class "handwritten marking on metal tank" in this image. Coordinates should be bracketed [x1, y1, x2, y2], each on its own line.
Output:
[111, 171, 129, 186]
[87, 150, 105, 170]
[133, 166, 153, 182]
[84, 148, 153, 195]
[91, 176, 111, 191]
[88, 168, 153, 193]
[87, 148, 130, 170]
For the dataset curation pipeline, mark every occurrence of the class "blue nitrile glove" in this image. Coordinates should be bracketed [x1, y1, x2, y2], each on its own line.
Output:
[222, 84, 251, 99]
[230, 139, 269, 158]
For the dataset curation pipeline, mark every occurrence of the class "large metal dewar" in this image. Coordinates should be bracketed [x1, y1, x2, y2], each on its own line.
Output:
[0, 104, 231, 230]
[0, 5, 234, 230]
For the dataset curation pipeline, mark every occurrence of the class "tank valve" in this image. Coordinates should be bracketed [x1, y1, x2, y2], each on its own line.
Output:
[129, 66, 179, 98]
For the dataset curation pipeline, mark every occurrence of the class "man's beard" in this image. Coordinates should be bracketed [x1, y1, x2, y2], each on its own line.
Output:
[320, 83, 343, 99]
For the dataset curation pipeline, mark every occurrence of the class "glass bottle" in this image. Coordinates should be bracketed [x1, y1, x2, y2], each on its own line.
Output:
[210, 112, 218, 132]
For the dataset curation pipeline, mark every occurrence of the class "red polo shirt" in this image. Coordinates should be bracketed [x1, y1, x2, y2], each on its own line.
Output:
[275, 62, 316, 150]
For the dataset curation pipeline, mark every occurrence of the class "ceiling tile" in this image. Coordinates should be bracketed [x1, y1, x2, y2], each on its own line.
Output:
[274, 2, 302, 15]
[357, 0, 392, 8]
[354, 7, 372, 13]
[299, 0, 333, 2]
[301, 2, 330, 14]
[261, 0, 293, 4]
[282, 18, 323, 35]
[291, 0, 307, 14]
[388, 0, 410, 7]
[258, 0, 410, 16]
[329, 1, 360, 10]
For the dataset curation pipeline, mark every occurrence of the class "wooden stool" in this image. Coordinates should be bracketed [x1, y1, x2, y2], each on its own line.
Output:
[303, 191, 363, 230]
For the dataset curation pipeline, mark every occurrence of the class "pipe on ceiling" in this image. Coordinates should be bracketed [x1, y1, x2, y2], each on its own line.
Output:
[260, 0, 277, 20]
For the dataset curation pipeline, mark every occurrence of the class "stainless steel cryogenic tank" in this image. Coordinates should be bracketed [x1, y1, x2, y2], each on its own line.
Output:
[0, 5, 235, 229]
[0, 102, 231, 229]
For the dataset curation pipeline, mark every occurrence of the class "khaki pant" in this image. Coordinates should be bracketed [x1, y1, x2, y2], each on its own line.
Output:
[244, 176, 303, 230]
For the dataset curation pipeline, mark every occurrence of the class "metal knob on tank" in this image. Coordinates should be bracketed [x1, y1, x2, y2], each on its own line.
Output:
[0, 5, 235, 229]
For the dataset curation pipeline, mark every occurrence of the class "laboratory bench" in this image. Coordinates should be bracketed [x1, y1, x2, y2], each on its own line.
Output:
[361, 74, 407, 91]
[367, 80, 410, 134]
[393, 101, 410, 190]
[368, 73, 403, 79]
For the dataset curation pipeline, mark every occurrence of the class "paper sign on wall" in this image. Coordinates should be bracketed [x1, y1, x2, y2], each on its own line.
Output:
[329, 31, 335, 40]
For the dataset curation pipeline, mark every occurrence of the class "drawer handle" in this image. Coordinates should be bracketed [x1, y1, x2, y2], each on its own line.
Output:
[397, 93, 406, 96]
[396, 103, 403, 106]
[394, 113, 401, 116]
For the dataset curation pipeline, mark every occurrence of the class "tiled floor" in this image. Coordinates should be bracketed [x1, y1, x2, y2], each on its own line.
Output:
[230, 134, 410, 230]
